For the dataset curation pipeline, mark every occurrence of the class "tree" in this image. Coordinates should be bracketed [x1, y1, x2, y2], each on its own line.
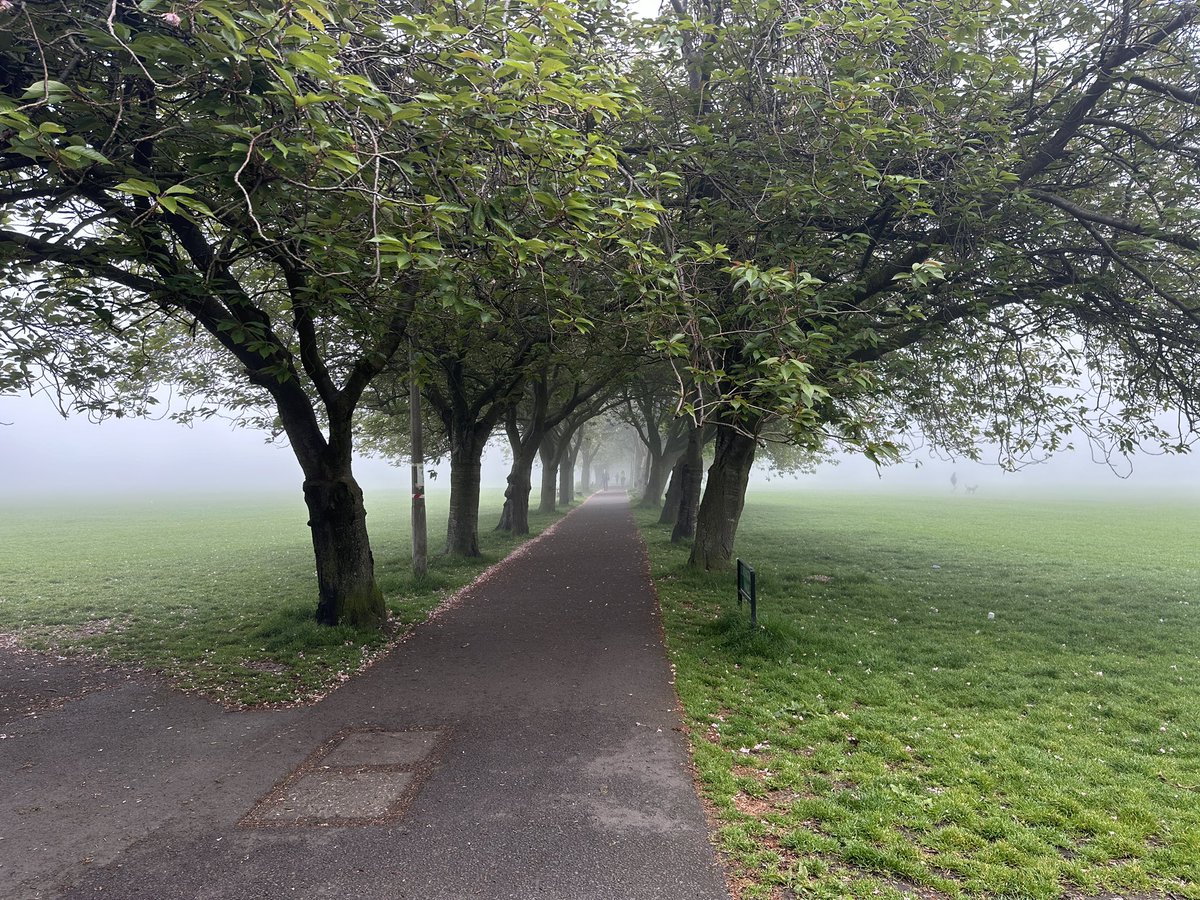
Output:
[421, 325, 534, 556]
[617, 365, 698, 507]
[0, 0, 426, 625]
[496, 350, 623, 532]
[632, 0, 1200, 569]
[536, 389, 620, 512]
[557, 425, 584, 505]
[576, 420, 608, 494]
[0, 0, 658, 619]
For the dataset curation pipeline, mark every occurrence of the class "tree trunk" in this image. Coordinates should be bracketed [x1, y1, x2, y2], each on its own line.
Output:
[672, 423, 704, 544]
[495, 497, 513, 532]
[497, 449, 536, 536]
[580, 442, 593, 494]
[559, 439, 578, 506]
[688, 423, 757, 569]
[538, 437, 558, 514]
[446, 431, 485, 557]
[305, 471, 385, 627]
[509, 467, 534, 534]
[659, 456, 684, 525]
[273, 382, 386, 628]
[631, 441, 645, 493]
[639, 448, 680, 509]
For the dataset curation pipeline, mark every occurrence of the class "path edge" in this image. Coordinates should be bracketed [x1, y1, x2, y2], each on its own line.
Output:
[291, 494, 604, 709]
[625, 500, 739, 900]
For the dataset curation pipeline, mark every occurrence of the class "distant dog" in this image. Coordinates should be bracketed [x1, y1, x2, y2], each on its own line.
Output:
[965, 485, 978, 495]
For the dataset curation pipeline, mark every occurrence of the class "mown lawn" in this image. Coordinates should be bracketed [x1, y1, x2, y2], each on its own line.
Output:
[639, 490, 1200, 900]
[0, 488, 563, 706]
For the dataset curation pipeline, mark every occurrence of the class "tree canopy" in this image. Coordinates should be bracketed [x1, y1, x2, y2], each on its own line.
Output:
[627, 0, 1200, 566]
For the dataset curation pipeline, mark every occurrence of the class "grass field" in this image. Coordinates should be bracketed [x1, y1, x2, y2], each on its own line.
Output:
[0, 488, 561, 706]
[639, 490, 1200, 900]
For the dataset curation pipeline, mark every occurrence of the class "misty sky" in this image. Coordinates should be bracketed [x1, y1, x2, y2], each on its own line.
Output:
[3, 390, 1198, 499]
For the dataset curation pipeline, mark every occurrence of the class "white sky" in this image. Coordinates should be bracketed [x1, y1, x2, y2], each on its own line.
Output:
[2, 390, 1198, 499]
[0, 392, 427, 496]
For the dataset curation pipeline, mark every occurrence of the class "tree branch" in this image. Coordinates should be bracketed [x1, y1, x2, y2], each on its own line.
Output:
[1026, 189, 1200, 253]
[1017, 4, 1199, 183]
[1121, 73, 1200, 105]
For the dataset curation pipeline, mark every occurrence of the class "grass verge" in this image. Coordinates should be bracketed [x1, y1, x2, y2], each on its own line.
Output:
[639, 490, 1200, 900]
[0, 488, 568, 706]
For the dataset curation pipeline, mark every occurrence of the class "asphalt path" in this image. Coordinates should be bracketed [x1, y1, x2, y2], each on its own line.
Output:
[1, 491, 731, 900]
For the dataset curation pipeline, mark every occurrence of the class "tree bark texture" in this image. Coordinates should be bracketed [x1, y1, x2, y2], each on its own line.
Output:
[631, 441, 645, 493]
[498, 449, 536, 536]
[688, 423, 757, 569]
[273, 377, 387, 628]
[639, 448, 681, 509]
[659, 457, 684, 526]
[538, 437, 558, 514]
[672, 423, 705, 544]
[305, 472, 385, 627]
[580, 444, 592, 495]
[446, 431, 486, 556]
[559, 439, 578, 506]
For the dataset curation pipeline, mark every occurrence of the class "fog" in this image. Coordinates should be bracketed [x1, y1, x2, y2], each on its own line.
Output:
[3, 391, 1198, 501]
[0, 393, 506, 497]
[765, 445, 1200, 499]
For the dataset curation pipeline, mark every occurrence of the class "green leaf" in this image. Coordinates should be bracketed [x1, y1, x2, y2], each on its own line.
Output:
[294, 7, 326, 31]
[21, 80, 71, 101]
[114, 179, 160, 196]
[60, 145, 111, 165]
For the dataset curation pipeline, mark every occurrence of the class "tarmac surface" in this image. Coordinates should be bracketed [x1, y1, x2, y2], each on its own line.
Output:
[0, 491, 732, 900]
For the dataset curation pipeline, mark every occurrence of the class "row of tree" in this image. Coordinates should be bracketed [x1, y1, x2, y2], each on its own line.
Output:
[4, 0, 1200, 628]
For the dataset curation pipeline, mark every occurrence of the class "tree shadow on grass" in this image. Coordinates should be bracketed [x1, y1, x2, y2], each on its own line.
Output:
[699, 609, 805, 662]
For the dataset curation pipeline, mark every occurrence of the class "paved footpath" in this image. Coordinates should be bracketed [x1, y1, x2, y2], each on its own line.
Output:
[1, 492, 731, 900]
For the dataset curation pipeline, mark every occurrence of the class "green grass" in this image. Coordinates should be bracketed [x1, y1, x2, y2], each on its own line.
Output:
[0, 489, 566, 706]
[639, 490, 1200, 900]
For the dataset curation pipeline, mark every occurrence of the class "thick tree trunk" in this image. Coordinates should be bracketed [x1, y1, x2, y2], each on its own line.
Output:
[672, 423, 705, 544]
[305, 470, 385, 627]
[580, 442, 593, 494]
[496, 498, 512, 532]
[273, 383, 385, 628]
[497, 449, 536, 536]
[688, 423, 757, 569]
[509, 468, 534, 534]
[639, 448, 680, 509]
[446, 433, 485, 557]
[659, 456, 684, 526]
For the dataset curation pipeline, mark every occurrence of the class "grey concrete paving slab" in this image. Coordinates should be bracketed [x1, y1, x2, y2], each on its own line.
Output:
[1, 492, 731, 900]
